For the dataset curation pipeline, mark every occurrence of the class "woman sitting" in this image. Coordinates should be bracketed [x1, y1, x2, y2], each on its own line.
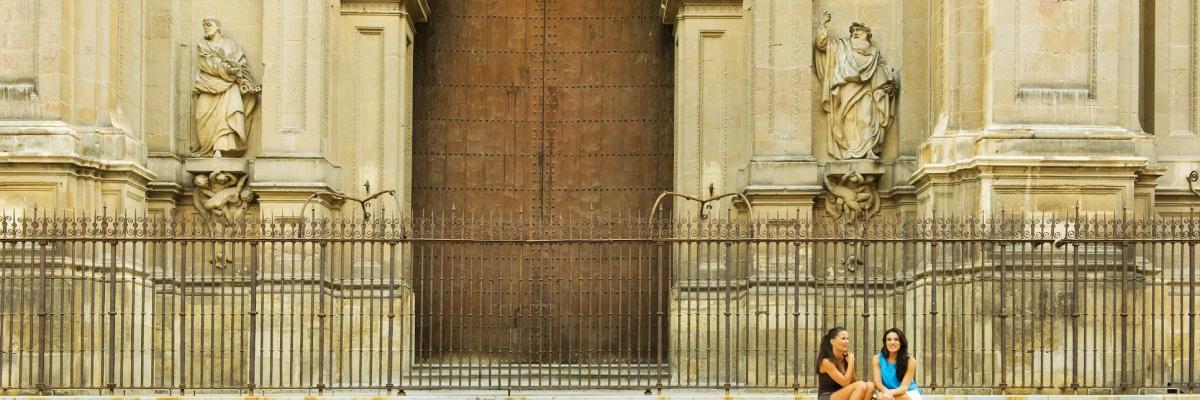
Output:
[871, 328, 922, 400]
[817, 327, 872, 400]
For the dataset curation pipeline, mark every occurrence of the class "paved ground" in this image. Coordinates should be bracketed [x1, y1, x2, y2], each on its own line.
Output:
[2, 394, 1199, 400]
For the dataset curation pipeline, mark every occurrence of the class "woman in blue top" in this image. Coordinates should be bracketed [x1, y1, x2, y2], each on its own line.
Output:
[871, 328, 922, 400]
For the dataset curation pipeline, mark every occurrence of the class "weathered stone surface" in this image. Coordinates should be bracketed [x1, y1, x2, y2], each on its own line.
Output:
[0, 0, 1199, 393]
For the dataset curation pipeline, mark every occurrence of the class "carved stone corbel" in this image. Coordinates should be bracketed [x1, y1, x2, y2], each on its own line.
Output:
[822, 170, 881, 220]
[186, 158, 257, 225]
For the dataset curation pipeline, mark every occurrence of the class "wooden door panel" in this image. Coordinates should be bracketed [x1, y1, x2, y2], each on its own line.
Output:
[413, 0, 671, 364]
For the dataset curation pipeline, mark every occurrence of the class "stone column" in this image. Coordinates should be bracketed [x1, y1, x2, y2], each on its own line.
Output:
[1150, 0, 1200, 215]
[0, 0, 153, 215]
[252, 0, 340, 216]
[663, 0, 750, 217]
[331, 0, 427, 219]
[912, 0, 1154, 218]
[662, 0, 749, 386]
[742, 0, 822, 218]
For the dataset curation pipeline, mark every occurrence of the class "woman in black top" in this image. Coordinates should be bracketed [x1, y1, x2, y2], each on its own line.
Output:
[817, 327, 872, 400]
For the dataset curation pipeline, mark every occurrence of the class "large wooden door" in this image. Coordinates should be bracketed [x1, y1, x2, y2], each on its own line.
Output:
[412, 1, 673, 364]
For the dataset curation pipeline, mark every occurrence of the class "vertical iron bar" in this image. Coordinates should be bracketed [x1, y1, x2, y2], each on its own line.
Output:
[723, 241, 732, 392]
[1189, 240, 1195, 393]
[387, 241, 398, 394]
[1071, 240, 1081, 392]
[37, 239, 48, 394]
[931, 237, 939, 390]
[998, 239, 1007, 393]
[35, 240, 47, 391]
[656, 240, 666, 393]
[107, 240, 118, 393]
[861, 236, 870, 384]
[1120, 218, 1129, 393]
[316, 242, 326, 393]
[178, 241, 187, 393]
[247, 242, 258, 393]
[792, 240, 800, 391]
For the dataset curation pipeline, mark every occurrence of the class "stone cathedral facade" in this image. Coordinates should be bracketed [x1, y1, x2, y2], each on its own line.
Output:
[1, 0, 1200, 393]
[2, 0, 1197, 220]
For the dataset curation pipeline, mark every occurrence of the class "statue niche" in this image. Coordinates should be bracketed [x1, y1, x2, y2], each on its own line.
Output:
[192, 17, 260, 158]
[814, 11, 898, 160]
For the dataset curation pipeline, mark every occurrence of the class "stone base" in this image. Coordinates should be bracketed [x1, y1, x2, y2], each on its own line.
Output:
[742, 185, 822, 220]
[913, 128, 1156, 217]
[185, 157, 250, 175]
[0, 121, 152, 214]
[742, 157, 822, 219]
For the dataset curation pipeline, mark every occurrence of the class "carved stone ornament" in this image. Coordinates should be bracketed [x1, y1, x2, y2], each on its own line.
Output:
[814, 11, 898, 160]
[192, 17, 261, 158]
[191, 169, 257, 226]
[823, 170, 880, 220]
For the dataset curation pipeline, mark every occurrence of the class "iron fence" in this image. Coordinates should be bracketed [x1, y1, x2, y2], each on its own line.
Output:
[0, 210, 1196, 394]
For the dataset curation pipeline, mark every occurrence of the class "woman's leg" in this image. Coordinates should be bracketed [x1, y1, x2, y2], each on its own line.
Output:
[855, 382, 875, 400]
[895, 390, 922, 400]
[829, 381, 869, 400]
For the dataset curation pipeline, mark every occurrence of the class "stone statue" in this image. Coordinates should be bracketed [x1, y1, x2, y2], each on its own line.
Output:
[824, 171, 880, 220]
[193, 170, 256, 225]
[814, 11, 897, 160]
[192, 17, 260, 158]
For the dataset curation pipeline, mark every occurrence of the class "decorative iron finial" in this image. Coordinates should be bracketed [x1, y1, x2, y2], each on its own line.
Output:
[1188, 170, 1200, 198]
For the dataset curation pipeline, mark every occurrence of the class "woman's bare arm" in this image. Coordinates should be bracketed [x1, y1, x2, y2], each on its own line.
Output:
[890, 358, 919, 396]
[820, 358, 856, 388]
[872, 355, 890, 393]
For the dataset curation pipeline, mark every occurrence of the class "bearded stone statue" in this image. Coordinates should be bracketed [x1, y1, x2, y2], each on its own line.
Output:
[814, 12, 897, 160]
[192, 18, 260, 158]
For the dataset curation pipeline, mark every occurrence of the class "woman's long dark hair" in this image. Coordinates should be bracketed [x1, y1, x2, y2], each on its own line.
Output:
[817, 327, 847, 371]
[879, 327, 910, 383]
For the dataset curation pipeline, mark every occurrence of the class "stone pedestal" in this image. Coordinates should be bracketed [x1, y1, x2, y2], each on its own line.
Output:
[184, 157, 250, 176]
[0, 121, 152, 215]
[913, 128, 1155, 217]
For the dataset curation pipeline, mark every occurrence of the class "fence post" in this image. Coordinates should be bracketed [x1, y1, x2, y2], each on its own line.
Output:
[791, 240, 801, 392]
[656, 240, 667, 394]
[386, 241, 398, 395]
[1070, 242, 1081, 393]
[997, 240, 1008, 393]
[36, 239, 48, 395]
[316, 242, 327, 393]
[247, 242, 258, 393]
[723, 241, 732, 392]
[861, 238, 871, 381]
[1119, 239, 1130, 393]
[929, 239, 938, 391]
[178, 242, 188, 393]
[107, 240, 118, 393]
[1189, 241, 1195, 394]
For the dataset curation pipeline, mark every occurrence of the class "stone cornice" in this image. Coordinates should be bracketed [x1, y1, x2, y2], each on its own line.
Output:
[662, 0, 742, 24]
[341, 0, 429, 22]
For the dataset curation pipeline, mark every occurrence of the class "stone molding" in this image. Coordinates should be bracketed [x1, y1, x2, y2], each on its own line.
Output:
[0, 121, 154, 182]
[341, 0, 430, 22]
[662, 0, 742, 23]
